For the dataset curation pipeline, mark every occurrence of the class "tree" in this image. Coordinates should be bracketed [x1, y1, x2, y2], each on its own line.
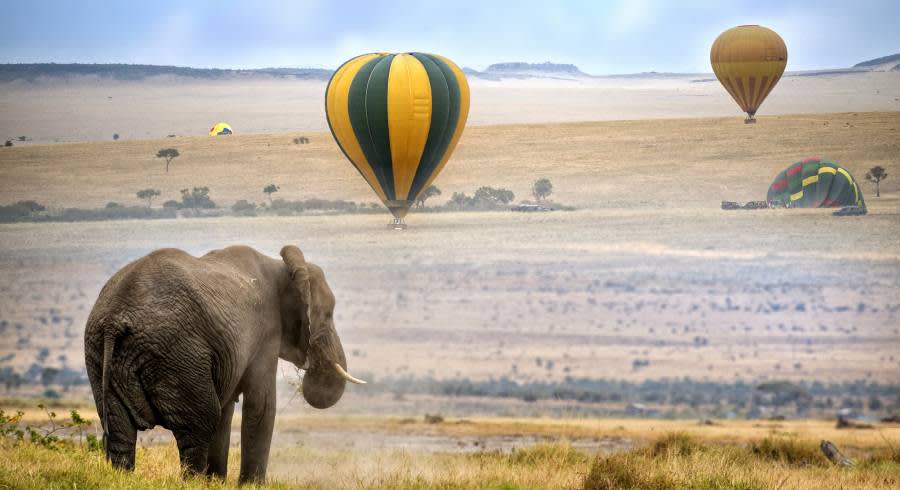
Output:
[232, 200, 257, 217]
[112, 133, 120, 141]
[180, 187, 215, 212]
[865, 166, 888, 197]
[156, 148, 180, 172]
[136, 188, 161, 208]
[416, 185, 442, 208]
[474, 186, 515, 206]
[532, 178, 553, 201]
[449, 192, 472, 208]
[3, 140, 12, 147]
[263, 184, 279, 204]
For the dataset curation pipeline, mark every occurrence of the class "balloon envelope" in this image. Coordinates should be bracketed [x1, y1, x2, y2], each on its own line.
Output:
[325, 52, 470, 218]
[767, 158, 864, 208]
[209, 123, 233, 136]
[711, 25, 787, 121]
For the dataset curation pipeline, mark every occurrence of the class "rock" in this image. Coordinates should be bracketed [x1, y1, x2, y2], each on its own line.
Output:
[820, 440, 853, 466]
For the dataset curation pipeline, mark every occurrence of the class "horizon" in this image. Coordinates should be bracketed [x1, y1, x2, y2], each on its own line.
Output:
[3, 1, 899, 74]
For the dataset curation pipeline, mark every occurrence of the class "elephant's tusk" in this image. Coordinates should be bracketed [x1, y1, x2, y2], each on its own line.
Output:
[333, 362, 367, 384]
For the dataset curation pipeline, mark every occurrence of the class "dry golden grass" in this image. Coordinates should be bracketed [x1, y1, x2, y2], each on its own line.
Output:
[1, 427, 897, 489]
[0, 112, 897, 209]
[2, 113, 899, 384]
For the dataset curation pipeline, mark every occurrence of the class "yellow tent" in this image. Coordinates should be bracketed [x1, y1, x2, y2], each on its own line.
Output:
[208, 123, 233, 136]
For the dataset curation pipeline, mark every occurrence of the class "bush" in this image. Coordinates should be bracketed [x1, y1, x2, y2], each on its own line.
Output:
[179, 187, 215, 210]
[0, 201, 47, 222]
[162, 200, 181, 209]
[231, 200, 257, 217]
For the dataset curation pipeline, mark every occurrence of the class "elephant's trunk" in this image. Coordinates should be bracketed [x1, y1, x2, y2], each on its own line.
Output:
[280, 246, 363, 409]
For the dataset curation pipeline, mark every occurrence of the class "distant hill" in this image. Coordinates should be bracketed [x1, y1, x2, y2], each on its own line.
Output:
[0, 63, 333, 82]
[466, 62, 589, 80]
[853, 54, 900, 70]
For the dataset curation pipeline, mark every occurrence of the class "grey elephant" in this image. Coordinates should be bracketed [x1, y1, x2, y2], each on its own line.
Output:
[84, 245, 365, 483]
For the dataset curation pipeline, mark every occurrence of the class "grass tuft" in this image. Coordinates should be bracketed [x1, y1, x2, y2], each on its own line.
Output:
[749, 436, 827, 466]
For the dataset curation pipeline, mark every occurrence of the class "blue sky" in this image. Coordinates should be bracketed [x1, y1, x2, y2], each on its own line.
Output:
[2, 1, 898, 73]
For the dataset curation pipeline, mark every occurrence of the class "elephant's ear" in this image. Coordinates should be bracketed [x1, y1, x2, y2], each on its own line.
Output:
[280, 245, 311, 318]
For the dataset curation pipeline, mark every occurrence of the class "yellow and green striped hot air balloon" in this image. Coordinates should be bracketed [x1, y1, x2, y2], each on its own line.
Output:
[711, 25, 787, 123]
[767, 158, 865, 209]
[325, 52, 470, 223]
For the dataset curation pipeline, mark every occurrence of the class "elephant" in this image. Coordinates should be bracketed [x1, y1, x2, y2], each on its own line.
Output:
[83, 245, 365, 483]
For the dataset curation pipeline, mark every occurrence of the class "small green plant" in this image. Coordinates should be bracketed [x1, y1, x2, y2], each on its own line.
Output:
[1, 405, 98, 451]
[0, 408, 25, 441]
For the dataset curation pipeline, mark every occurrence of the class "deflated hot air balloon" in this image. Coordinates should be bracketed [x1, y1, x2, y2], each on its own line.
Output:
[209, 123, 233, 136]
[711, 25, 787, 123]
[325, 52, 469, 227]
[767, 158, 865, 209]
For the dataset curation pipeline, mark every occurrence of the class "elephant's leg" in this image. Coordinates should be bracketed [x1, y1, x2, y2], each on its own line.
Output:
[173, 430, 210, 477]
[238, 358, 277, 484]
[104, 392, 137, 471]
[206, 398, 236, 479]
[148, 355, 221, 478]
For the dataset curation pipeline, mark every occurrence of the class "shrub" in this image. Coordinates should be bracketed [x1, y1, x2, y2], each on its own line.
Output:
[231, 200, 257, 217]
[162, 200, 181, 209]
[179, 187, 215, 210]
[0, 201, 47, 222]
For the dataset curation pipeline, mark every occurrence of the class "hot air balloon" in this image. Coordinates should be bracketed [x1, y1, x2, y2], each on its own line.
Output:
[711, 25, 787, 123]
[767, 158, 865, 208]
[209, 123, 233, 136]
[325, 52, 470, 228]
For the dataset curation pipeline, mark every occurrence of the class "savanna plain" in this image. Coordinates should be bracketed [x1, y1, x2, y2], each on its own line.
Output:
[0, 76, 899, 488]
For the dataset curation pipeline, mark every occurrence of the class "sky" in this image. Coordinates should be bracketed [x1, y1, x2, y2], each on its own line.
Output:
[2, 1, 899, 74]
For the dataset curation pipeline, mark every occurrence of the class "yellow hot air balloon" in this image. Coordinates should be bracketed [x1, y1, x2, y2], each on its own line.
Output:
[325, 52, 470, 228]
[209, 122, 233, 136]
[711, 25, 787, 123]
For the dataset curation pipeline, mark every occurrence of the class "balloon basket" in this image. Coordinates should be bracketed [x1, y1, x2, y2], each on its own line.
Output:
[744, 116, 757, 124]
[387, 218, 407, 230]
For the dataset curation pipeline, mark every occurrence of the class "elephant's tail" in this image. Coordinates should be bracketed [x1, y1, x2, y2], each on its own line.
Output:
[100, 328, 115, 438]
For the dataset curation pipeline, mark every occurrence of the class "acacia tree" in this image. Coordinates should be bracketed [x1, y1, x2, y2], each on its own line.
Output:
[263, 184, 279, 204]
[136, 188, 161, 208]
[865, 166, 888, 197]
[180, 187, 215, 213]
[532, 178, 553, 201]
[415, 185, 442, 208]
[156, 148, 180, 172]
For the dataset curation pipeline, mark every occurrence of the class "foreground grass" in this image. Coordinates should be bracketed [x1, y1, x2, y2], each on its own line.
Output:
[2, 432, 897, 489]
[584, 433, 900, 490]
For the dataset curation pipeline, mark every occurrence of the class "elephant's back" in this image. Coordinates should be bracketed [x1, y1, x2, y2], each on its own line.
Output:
[87, 247, 266, 336]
